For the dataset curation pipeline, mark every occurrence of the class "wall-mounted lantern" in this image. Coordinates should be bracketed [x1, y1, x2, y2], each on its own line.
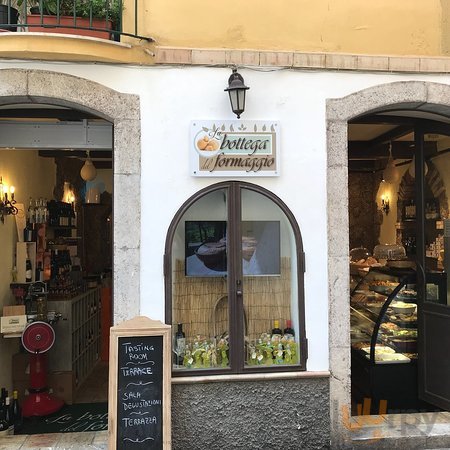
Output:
[224, 68, 249, 119]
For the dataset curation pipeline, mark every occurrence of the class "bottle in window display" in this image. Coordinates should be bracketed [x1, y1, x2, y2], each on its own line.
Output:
[183, 349, 193, 369]
[217, 338, 229, 367]
[271, 320, 282, 336]
[283, 320, 295, 337]
[283, 335, 297, 364]
[174, 323, 185, 366]
[274, 343, 284, 364]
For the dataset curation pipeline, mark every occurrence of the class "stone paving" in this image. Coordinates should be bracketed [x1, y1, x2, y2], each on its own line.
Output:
[351, 412, 450, 449]
[0, 431, 107, 449]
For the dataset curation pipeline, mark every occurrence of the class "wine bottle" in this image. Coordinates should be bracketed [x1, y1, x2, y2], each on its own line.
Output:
[35, 261, 43, 282]
[4, 397, 12, 435]
[283, 320, 295, 337]
[271, 320, 282, 336]
[174, 323, 186, 365]
[11, 390, 22, 434]
[27, 197, 35, 224]
[0, 390, 8, 437]
[25, 251, 32, 283]
[0, 407, 8, 436]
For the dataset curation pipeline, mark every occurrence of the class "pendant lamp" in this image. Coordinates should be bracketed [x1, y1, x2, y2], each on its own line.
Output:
[80, 151, 97, 181]
[408, 155, 428, 178]
[383, 143, 400, 184]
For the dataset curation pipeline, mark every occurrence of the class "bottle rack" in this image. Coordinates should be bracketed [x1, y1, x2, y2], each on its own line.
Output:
[72, 287, 101, 389]
[46, 287, 101, 395]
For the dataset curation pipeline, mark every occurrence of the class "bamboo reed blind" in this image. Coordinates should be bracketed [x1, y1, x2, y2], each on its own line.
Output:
[172, 257, 292, 340]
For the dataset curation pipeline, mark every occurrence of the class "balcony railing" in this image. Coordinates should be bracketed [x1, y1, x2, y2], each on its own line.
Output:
[0, 1, 152, 42]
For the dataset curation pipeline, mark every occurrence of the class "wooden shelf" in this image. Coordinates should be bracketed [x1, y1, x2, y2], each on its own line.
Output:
[47, 287, 101, 392]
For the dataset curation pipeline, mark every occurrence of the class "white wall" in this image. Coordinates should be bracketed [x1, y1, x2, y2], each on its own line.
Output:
[1, 62, 450, 372]
[0, 149, 55, 391]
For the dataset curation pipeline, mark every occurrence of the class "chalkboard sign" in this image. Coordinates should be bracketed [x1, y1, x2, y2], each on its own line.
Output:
[117, 335, 163, 449]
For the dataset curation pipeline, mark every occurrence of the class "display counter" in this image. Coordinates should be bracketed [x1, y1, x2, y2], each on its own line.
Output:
[350, 267, 422, 412]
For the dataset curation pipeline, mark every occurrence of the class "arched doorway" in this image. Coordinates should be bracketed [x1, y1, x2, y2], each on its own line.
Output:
[327, 81, 450, 447]
[0, 68, 141, 322]
[0, 69, 141, 431]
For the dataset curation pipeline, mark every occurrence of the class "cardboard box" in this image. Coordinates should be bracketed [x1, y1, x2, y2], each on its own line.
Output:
[1, 315, 27, 334]
[48, 371, 74, 405]
[12, 352, 30, 382]
[3, 305, 26, 316]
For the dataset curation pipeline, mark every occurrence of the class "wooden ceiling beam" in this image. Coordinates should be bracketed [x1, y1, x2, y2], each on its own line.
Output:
[349, 115, 415, 125]
[38, 150, 112, 159]
[367, 125, 413, 147]
[348, 141, 437, 160]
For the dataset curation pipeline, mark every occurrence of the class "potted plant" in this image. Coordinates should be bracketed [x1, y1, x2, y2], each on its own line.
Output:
[19, 0, 121, 40]
[0, 2, 19, 32]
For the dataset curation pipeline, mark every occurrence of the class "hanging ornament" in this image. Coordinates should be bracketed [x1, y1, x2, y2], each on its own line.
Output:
[382, 143, 400, 184]
[80, 150, 97, 181]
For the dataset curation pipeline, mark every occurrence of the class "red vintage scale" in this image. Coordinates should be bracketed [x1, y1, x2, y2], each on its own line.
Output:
[21, 283, 64, 417]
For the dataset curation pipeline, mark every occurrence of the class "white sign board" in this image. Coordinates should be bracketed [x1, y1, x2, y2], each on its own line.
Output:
[190, 121, 280, 177]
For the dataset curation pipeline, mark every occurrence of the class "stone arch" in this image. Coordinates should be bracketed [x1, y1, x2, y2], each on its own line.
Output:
[0, 68, 141, 324]
[326, 80, 450, 447]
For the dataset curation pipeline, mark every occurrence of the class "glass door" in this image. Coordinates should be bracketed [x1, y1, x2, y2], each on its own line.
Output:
[170, 187, 230, 372]
[240, 188, 302, 370]
[415, 127, 450, 410]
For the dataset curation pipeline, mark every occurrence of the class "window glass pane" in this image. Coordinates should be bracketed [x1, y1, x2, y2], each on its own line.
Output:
[171, 189, 230, 370]
[241, 188, 300, 368]
[423, 134, 448, 305]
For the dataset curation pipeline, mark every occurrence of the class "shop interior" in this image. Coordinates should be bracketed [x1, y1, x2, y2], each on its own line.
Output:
[0, 104, 113, 434]
[348, 110, 450, 415]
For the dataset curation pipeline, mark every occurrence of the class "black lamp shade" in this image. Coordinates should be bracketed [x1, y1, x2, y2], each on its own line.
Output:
[225, 69, 249, 119]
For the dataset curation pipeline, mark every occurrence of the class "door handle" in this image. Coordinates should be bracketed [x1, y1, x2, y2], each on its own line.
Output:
[236, 280, 242, 297]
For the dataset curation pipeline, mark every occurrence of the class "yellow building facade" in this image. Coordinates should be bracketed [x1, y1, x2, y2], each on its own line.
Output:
[0, 0, 448, 65]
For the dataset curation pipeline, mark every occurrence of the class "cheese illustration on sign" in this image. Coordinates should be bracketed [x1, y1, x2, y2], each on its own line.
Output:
[191, 121, 279, 177]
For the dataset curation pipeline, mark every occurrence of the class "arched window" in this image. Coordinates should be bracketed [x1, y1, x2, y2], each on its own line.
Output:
[164, 181, 307, 375]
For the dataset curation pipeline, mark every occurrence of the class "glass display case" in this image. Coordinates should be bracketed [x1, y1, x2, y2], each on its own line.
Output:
[350, 266, 422, 413]
[351, 266, 417, 364]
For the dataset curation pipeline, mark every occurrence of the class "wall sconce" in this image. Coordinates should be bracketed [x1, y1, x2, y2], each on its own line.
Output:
[224, 68, 249, 119]
[381, 194, 390, 215]
[0, 176, 18, 224]
[62, 181, 76, 205]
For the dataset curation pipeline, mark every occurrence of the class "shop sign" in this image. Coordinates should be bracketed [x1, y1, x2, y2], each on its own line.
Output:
[190, 121, 279, 177]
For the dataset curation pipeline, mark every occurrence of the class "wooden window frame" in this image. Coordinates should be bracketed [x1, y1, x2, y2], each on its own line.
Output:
[164, 181, 307, 376]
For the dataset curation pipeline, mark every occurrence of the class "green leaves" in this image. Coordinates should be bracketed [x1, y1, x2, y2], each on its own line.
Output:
[23, 0, 122, 23]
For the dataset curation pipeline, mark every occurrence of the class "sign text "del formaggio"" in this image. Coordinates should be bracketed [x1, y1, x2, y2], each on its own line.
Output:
[200, 130, 275, 173]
